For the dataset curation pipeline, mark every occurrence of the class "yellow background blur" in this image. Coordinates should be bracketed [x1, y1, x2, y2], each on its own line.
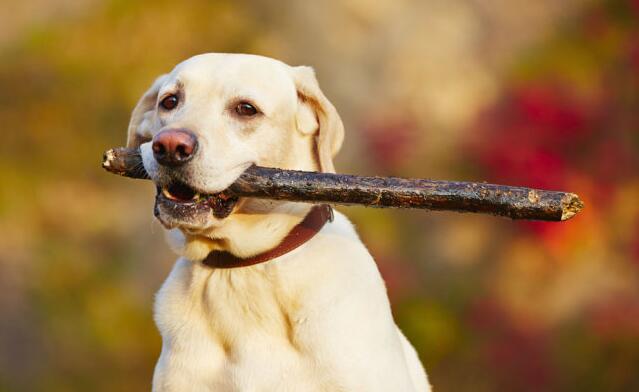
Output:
[1, 0, 638, 390]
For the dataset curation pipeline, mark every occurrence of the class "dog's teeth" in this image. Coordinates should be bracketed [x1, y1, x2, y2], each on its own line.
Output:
[162, 186, 200, 202]
[162, 188, 179, 201]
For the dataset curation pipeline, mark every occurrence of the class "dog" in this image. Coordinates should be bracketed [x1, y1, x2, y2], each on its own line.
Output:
[126, 53, 430, 391]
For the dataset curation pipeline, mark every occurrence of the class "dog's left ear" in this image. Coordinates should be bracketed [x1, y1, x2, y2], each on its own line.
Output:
[126, 74, 168, 148]
[291, 66, 344, 173]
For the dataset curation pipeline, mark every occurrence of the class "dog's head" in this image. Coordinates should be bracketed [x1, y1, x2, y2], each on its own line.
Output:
[127, 54, 343, 257]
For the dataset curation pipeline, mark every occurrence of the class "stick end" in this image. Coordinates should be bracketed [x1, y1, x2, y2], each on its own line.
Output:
[102, 147, 135, 176]
[102, 149, 115, 169]
[560, 193, 584, 221]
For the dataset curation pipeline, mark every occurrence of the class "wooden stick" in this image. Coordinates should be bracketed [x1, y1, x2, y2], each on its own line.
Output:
[102, 147, 584, 221]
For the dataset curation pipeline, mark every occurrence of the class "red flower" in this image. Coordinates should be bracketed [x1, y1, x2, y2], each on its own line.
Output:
[514, 87, 589, 139]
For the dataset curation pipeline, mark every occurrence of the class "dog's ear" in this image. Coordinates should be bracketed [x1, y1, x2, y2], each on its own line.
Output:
[126, 74, 168, 148]
[291, 66, 344, 173]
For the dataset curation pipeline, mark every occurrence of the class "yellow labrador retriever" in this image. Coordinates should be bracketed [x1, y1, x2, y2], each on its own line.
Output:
[127, 53, 430, 391]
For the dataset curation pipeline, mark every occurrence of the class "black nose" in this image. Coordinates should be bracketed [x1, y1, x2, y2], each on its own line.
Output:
[152, 129, 198, 167]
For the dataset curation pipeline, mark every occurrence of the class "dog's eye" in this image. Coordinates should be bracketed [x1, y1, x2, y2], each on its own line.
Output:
[160, 95, 179, 110]
[235, 102, 258, 117]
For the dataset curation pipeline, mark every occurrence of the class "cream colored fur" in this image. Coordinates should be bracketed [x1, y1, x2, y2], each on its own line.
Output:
[127, 53, 430, 391]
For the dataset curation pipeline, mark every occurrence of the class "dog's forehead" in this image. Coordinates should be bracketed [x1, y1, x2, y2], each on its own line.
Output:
[168, 53, 296, 98]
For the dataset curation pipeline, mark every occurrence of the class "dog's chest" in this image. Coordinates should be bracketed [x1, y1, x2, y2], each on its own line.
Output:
[152, 260, 330, 391]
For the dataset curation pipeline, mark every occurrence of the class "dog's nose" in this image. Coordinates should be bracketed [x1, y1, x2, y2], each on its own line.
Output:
[152, 129, 198, 167]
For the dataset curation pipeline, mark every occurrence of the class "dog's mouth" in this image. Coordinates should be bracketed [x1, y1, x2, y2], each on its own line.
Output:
[162, 182, 200, 203]
[156, 181, 240, 220]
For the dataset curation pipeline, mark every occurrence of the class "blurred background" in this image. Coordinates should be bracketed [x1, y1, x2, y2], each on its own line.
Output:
[0, 0, 638, 390]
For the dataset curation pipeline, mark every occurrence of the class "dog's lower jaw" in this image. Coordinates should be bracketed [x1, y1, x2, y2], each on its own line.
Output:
[165, 201, 314, 261]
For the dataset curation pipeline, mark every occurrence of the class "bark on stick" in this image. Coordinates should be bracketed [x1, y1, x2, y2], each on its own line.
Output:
[102, 147, 583, 222]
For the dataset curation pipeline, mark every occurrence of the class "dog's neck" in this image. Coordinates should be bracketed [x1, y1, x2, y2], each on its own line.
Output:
[202, 204, 331, 268]
[168, 200, 314, 262]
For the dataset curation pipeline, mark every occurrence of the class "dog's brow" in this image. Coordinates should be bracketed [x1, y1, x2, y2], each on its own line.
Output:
[159, 80, 184, 98]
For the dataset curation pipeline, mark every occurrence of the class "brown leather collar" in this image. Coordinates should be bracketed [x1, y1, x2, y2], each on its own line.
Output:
[202, 204, 333, 269]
